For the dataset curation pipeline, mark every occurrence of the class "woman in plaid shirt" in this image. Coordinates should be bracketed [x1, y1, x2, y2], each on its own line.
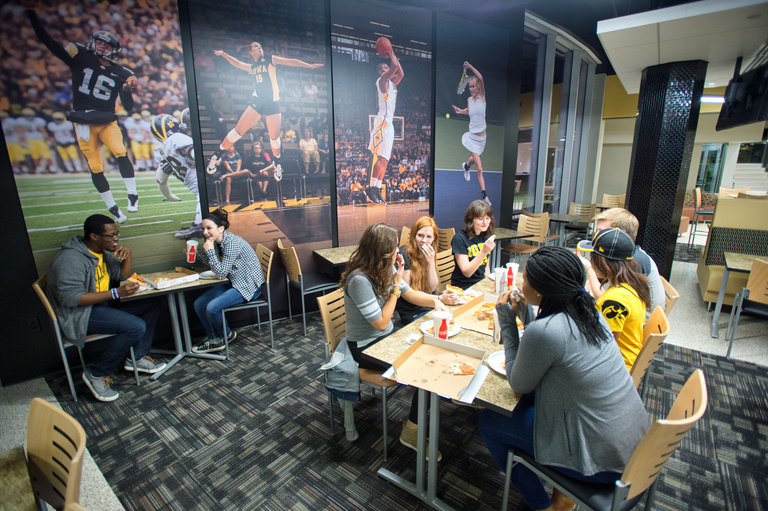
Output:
[192, 208, 264, 353]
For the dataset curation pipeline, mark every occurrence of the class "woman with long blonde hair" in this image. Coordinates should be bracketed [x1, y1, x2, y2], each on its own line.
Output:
[396, 216, 459, 325]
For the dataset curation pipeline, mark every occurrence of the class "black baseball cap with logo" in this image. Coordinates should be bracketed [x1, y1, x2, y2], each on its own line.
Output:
[577, 228, 635, 261]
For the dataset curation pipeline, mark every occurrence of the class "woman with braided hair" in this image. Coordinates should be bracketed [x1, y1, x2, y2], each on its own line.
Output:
[478, 246, 649, 511]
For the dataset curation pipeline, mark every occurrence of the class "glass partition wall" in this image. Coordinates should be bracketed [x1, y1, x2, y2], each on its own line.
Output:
[516, 13, 600, 214]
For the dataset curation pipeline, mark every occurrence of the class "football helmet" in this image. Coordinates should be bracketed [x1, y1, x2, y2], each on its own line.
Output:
[178, 108, 191, 132]
[87, 31, 120, 61]
[151, 114, 180, 142]
[52, 112, 66, 121]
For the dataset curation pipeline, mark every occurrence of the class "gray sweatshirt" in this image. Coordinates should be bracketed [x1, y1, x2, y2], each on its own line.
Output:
[46, 236, 125, 348]
[498, 303, 650, 475]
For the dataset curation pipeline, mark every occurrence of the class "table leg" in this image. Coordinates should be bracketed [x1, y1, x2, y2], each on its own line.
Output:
[150, 293, 184, 380]
[711, 267, 730, 338]
[177, 291, 227, 361]
[558, 223, 566, 247]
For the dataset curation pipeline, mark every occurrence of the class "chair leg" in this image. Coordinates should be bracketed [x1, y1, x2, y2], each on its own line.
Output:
[641, 362, 651, 402]
[327, 389, 335, 436]
[64, 346, 78, 402]
[222, 309, 231, 360]
[726, 292, 744, 358]
[502, 450, 515, 511]
[128, 347, 140, 386]
[286, 277, 293, 320]
[301, 290, 308, 338]
[382, 385, 388, 461]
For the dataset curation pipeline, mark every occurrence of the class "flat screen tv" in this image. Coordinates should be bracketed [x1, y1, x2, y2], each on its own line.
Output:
[715, 62, 768, 131]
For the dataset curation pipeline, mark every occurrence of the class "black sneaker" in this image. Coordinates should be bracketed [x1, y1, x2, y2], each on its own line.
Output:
[127, 193, 139, 212]
[206, 150, 224, 175]
[174, 223, 204, 240]
[192, 339, 225, 353]
[365, 186, 379, 204]
[109, 205, 128, 223]
[374, 187, 387, 205]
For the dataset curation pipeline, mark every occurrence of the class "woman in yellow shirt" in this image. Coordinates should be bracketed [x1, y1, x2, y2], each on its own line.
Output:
[578, 228, 650, 370]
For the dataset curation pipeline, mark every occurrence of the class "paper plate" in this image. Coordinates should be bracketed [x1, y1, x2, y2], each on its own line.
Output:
[488, 350, 506, 375]
[420, 320, 461, 338]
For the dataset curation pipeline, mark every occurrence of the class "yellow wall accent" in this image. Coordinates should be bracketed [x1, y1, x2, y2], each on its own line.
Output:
[602, 75, 726, 118]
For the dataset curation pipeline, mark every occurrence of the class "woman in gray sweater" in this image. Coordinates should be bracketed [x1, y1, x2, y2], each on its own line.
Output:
[479, 246, 649, 511]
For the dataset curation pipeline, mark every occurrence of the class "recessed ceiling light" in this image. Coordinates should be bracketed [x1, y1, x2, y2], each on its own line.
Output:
[707, 82, 716, 86]
[701, 95, 725, 104]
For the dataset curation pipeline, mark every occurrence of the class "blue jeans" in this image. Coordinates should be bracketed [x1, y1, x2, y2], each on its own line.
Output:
[193, 284, 260, 340]
[479, 393, 620, 510]
[87, 297, 161, 377]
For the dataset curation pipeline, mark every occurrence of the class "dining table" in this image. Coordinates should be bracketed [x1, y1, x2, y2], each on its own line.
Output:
[363, 277, 521, 510]
[0, 446, 36, 510]
[548, 213, 587, 246]
[314, 245, 357, 279]
[710, 252, 768, 338]
[490, 227, 534, 270]
[122, 268, 229, 379]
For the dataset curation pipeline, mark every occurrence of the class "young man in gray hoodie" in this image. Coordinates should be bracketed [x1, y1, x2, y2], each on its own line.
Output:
[47, 214, 165, 401]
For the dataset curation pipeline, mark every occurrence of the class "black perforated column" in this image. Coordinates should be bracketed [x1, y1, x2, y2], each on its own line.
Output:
[626, 60, 707, 279]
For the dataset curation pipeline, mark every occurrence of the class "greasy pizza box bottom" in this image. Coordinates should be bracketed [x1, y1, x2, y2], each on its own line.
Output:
[451, 293, 499, 336]
[144, 267, 199, 289]
[383, 335, 488, 402]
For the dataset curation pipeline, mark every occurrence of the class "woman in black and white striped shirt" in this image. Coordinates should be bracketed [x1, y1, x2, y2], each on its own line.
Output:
[192, 208, 264, 353]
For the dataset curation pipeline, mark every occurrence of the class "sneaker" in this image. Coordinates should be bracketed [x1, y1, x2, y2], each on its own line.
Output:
[206, 151, 223, 175]
[226, 330, 237, 343]
[192, 339, 226, 353]
[375, 187, 387, 205]
[127, 193, 139, 212]
[108, 205, 128, 224]
[174, 223, 204, 240]
[399, 422, 442, 462]
[82, 369, 119, 402]
[482, 193, 492, 206]
[124, 356, 166, 374]
[163, 194, 182, 202]
[274, 163, 283, 182]
[365, 186, 377, 204]
[462, 162, 471, 181]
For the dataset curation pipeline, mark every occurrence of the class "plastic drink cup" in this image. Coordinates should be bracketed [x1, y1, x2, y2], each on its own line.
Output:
[433, 310, 452, 339]
[510, 262, 519, 290]
[506, 262, 515, 288]
[494, 267, 506, 293]
[186, 240, 198, 264]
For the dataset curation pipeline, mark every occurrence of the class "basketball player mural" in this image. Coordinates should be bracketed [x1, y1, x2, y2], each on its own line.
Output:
[366, 37, 403, 205]
[27, 7, 140, 223]
[206, 42, 323, 180]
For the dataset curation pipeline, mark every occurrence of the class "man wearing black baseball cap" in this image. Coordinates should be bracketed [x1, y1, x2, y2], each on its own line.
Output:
[577, 228, 651, 371]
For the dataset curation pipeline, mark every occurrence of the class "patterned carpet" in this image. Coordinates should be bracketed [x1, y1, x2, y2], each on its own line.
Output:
[46, 316, 767, 510]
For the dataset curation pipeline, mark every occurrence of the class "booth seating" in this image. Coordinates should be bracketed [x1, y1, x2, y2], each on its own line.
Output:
[696, 198, 768, 306]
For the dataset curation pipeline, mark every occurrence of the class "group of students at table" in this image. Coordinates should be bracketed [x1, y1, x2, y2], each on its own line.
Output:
[341, 199, 659, 511]
[48, 195, 658, 510]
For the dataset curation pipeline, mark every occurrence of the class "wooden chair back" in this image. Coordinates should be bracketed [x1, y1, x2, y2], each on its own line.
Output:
[660, 276, 679, 315]
[620, 369, 707, 500]
[437, 227, 455, 252]
[32, 273, 57, 324]
[254, 243, 274, 284]
[693, 187, 703, 209]
[517, 214, 550, 244]
[277, 238, 301, 284]
[27, 397, 87, 510]
[436, 249, 455, 293]
[601, 193, 626, 207]
[400, 226, 411, 247]
[746, 258, 768, 306]
[719, 187, 750, 199]
[631, 306, 670, 390]
[317, 288, 345, 355]
[568, 202, 597, 222]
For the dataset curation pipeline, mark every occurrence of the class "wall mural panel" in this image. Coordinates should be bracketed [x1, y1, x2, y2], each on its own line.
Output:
[0, 0, 194, 273]
[330, 0, 433, 246]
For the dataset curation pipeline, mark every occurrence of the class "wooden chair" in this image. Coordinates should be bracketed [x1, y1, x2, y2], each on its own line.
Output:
[399, 226, 411, 247]
[718, 186, 749, 199]
[631, 306, 670, 401]
[502, 214, 550, 262]
[660, 276, 679, 315]
[221, 243, 275, 351]
[687, 187, 714, 249]
[601, 193, 626, 207]
[317, 288, 397, 460]
[277, 239, 337, 338]
[437, 227, 455, 252]
[501, 369, 707, 511]
[726, 258, 768, 358]
[27, 397, 87, 510]
[521, 211, 559, 244]
[564, 202, 597, 242]
[436, 249, 455, 293]
[32, 274, 140, 402]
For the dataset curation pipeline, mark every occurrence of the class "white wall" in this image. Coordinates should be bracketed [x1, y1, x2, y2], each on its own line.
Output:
[593, 114, 764, 199]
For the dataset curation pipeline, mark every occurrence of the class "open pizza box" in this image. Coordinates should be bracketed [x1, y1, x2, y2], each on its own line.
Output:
[144, 267, 200, 290]
[451, 292, 499, 336]
[382, 334, 490, 404]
